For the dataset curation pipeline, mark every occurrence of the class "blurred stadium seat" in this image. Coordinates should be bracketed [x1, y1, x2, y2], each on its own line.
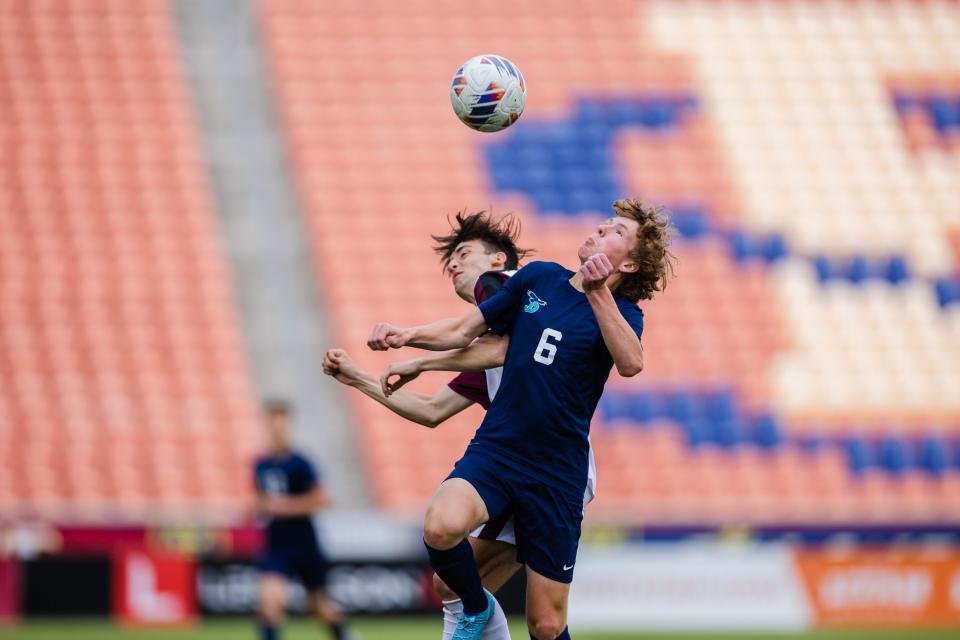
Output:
[0, 0, 259, 521]
[262, 0, 960, 523]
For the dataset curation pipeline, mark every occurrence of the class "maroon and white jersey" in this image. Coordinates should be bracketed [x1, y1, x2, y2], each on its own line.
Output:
[446, 270, 512, 409]
[448, 269, 597, 507]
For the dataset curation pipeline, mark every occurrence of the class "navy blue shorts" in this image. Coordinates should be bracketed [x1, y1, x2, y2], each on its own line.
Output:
[447, 448, 584, 583]
[259, 546, 329, 591]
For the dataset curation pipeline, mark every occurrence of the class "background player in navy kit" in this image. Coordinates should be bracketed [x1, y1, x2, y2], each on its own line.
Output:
[323, 211, 531, 640]
[368, 199, 675, 639]
[254, 399, 356, 640]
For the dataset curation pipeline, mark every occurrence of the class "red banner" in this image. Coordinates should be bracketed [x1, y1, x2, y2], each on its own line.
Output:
[0, 558, 20, 623]
[112, 549, 196, 627]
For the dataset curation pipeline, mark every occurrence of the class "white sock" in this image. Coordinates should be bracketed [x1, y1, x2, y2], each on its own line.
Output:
[442, 598, 463, 640]
[482, 590, 512, 640]
[441, 591, 511, 639]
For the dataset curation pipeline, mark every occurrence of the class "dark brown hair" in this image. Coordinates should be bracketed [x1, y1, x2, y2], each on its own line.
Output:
[611, 198, 676, 303]
[432, 210, 533, 271]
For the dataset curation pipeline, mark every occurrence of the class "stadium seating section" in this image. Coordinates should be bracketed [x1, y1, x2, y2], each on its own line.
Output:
[2, 0, 957, 527]
[263, 0, 960, 524]
[0, 0, 259, 521]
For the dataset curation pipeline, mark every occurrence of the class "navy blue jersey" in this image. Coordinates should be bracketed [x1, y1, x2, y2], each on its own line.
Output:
[476, 261, 644, 493]
[254, 451, 321, 550]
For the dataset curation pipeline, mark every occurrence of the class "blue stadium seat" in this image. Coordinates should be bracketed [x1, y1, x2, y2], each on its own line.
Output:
[763, 234, 789, 262]
[845, 438, 873, 475]
[929, 95, 960, 133]
[751, 414, 782, 449]
[814, 255, 837, 282]
[714, 419, 744, 448]
[879, 437, 909, 475]
[934, 278, 960, 308]
[919, 436, 948, 475]
[665, 390, 699, 424]
[704, 390, 737, 423]
[672, 208, 710, 239]
[848, 255, 871, 284]
[884, 256, 910, 284]
[684, 419, 710, 448]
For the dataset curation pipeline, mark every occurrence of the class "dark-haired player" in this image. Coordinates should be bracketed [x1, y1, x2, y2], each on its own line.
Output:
[325, 210, 552, 639]
[254, 400, 357, 640]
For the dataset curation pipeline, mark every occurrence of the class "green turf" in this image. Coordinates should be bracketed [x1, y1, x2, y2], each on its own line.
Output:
[1, 618, 956, 640]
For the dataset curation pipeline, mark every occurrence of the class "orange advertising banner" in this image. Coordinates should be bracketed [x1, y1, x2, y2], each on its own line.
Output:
[794, 549, 960, 628]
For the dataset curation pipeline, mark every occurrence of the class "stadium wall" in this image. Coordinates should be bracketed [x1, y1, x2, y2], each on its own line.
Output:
[4, 523, 960, 631]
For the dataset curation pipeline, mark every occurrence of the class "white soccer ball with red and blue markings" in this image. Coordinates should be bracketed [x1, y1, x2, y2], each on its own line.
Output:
[450, 54, 526, 133]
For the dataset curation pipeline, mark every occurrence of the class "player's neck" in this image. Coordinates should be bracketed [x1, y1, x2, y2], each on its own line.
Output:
[569, 272, 585, 292]
[569, 271, 621, 294]
[269, 444, 291, 458]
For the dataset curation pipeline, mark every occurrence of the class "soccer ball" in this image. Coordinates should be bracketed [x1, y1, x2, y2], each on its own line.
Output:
[450, 54, 526, 132]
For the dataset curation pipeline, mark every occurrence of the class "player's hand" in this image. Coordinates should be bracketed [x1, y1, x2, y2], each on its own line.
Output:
[323, 348, 361, 386]
[244, 500, 262, 522]
[367, 323, 411, 351]
[580, 253, 614, 291]
[380, 358, 423, 397]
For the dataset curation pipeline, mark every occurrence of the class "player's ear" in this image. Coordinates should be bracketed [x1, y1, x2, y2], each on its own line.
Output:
[492, 250, 507, 269]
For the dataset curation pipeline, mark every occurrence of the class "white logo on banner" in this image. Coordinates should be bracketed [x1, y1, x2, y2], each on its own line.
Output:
[129, 553, 183, 622]
[950, 570, 960, 610]
[819, 568, 931, 611]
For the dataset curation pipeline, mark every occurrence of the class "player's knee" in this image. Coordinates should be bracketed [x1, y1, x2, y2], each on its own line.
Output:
[259, 580, 285, 621]
[313, 595, 343, 624]
[527, 613, 566, 639]
[259, 597, 283, 622]
[423, 512, 467, 549]
[432, 572, 457, 600]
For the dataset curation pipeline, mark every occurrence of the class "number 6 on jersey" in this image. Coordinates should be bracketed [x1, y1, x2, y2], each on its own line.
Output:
[533, 328, 562, 365]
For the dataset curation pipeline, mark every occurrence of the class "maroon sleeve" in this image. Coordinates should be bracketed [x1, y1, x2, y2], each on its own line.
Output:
[473, 270, 511, 304]
[447, 371, 490, 409]
[446, 270, 509, 409]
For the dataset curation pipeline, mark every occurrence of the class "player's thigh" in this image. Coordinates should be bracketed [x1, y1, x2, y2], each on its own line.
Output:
[259, 572, 287, 615]
[425, 478, 491, 535]
[436, 451, 514, 531]
[525, 566, 571, 639]
[469, 537, 522, 593]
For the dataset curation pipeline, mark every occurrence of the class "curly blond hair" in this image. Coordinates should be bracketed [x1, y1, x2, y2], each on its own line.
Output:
[611, 198, 676, 302]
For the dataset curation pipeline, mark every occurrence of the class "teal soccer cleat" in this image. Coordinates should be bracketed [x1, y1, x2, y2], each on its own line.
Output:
[450, 591, 495, 640]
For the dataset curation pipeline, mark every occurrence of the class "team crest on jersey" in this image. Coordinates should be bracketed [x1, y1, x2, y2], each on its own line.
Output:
[262, 470, 287, 494]
[524, 291, 547, 314]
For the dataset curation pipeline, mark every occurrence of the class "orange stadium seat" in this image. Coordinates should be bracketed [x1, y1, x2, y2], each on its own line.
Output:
[0, 0, 259, 521]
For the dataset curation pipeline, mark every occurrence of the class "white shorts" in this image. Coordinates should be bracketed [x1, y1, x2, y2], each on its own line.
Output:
[469, 512, 516, 545]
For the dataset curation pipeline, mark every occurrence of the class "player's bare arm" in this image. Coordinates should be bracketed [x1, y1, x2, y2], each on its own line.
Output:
[323, 348, 474, 428]
[381, 334, 508, 397]
[580, 253, 644, 377]
[367, 306, 488, 351]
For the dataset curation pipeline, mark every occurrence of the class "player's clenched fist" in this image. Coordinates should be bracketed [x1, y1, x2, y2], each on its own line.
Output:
[580, 253, 614, 291]
[367, 322, 410, 351]
[380, 358, 423, 397]
[322, 348, 359, 385]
